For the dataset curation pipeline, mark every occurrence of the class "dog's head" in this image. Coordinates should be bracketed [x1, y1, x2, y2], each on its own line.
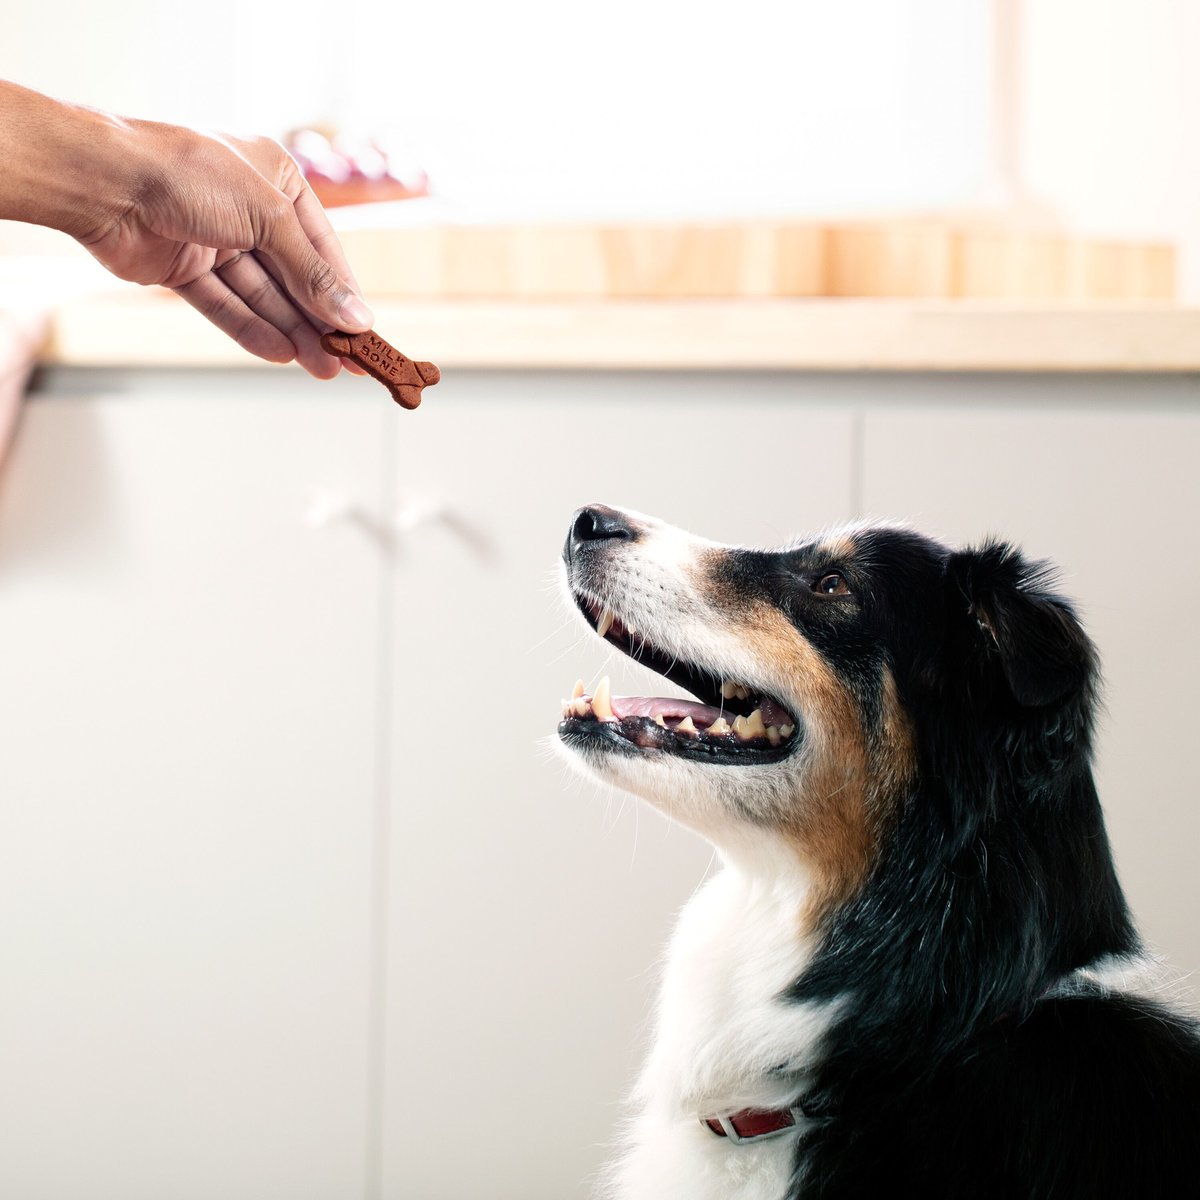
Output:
[557, 504, 1097, 917]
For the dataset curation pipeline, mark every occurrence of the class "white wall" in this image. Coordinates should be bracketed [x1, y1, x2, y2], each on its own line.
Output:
[6, 0, 1199, 286]
[1, 0, 989, 215]
[1021, 0, 1200, 297]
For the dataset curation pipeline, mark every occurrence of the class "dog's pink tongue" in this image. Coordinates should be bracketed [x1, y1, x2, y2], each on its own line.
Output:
[610, 696, 726, 725]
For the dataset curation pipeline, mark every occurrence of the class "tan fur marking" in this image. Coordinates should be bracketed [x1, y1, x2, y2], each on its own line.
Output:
[739, 605, 913, 927]
[734, 605, 871, 920]
[690, 547, 915, 926]
[877, 667, 917, 802]
[820, 534, 857, 563]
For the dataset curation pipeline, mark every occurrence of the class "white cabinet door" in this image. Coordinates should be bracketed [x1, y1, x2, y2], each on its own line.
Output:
[382, 372, 856, 1199]
[0, 390, 387, 1200]
[861, 400, 1200, 999]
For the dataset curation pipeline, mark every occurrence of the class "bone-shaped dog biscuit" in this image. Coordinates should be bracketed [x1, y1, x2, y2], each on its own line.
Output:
[320, 330, 440, 409]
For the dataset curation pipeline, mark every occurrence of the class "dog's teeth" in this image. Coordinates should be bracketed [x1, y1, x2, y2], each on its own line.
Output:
[738, 685, 752, 700]
[562, 679, 586, 715]
[780, 723, 795, 738]
[732, 712, 767, 740]
[596, 608, 615, 638]
[676, 716, 697, 735]
[654, 714, 668, 728]
[706, 717, 731, 735]
[592, 676, 615, 721]
[720, 681, 737, 700]
[573, 697, 591, 718]
[767, 725, 782, 746]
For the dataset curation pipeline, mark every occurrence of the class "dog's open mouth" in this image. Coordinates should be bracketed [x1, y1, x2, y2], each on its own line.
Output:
[558, 595, 799, 764]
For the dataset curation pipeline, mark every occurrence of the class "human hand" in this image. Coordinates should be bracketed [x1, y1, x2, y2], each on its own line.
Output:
[82, 124, 374, 378]
[0, 84, 373, 378]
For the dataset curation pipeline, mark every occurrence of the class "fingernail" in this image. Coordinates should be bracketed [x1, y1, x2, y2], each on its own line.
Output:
[339, 294, 374, 330]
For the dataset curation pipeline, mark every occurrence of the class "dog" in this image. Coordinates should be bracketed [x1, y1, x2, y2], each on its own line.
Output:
[556, 504, 1200, 1200]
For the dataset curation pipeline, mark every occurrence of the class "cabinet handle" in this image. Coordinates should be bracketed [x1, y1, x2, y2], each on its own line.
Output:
[304, 490, 494, 562]
[394, 499, 496, 563]
[304, 489, 370, 531]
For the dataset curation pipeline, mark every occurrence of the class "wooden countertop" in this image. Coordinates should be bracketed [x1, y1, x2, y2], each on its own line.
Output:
[38, 286, 1200, 373]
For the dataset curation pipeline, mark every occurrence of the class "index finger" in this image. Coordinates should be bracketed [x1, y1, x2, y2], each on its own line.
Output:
[291, 182, 368, 301]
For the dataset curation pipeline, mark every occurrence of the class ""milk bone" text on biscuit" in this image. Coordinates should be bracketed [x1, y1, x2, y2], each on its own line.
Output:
[320, 330, 440, 409]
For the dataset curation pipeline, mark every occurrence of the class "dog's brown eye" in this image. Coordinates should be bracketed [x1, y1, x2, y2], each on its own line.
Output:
[815, 572, 851, 596]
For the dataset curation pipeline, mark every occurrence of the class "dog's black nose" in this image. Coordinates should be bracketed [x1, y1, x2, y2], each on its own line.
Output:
[565, 505, 637, 562]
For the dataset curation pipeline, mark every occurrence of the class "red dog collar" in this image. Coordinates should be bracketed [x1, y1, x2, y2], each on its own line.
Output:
[701, 1105, 805, 1143]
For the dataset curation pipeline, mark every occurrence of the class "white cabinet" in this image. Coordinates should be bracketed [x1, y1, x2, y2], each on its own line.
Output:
[0, 391, 388, 1199]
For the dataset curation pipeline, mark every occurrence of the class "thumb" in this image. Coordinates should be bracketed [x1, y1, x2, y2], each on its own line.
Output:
[259, 201, 374, 331]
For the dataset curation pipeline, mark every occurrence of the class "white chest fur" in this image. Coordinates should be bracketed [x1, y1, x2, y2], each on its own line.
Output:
[603, 860, 832, 1200]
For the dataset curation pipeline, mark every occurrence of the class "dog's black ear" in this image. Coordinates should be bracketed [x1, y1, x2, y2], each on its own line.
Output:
[947, 540, 1094, 707]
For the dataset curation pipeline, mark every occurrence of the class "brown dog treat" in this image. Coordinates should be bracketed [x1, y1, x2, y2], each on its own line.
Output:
[320, 330, 440, 410]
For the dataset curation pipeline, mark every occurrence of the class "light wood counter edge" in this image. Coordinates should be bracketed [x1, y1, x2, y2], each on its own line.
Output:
[40, 293, 1200, 373]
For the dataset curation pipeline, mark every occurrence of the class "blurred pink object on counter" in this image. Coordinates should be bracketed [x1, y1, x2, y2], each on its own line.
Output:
[286, 128, 430, 208]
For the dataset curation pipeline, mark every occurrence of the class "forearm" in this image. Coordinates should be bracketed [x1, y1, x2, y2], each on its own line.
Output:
[0, 81, 139, 240]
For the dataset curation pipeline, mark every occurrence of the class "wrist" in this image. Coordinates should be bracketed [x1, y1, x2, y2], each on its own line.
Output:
[0, 82, 144, 241]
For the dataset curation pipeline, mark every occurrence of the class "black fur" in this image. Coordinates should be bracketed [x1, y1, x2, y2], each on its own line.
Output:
[771, 529, 1200, 1198]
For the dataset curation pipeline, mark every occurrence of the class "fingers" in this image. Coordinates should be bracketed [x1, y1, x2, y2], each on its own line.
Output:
[215, 251, 340, 379]
[257, 197, 374, 334]
[246, 251, 368, 377]
[276, 189, 369, 373]
[292, 182, 367, 299]
[173, 273, 296, 366]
